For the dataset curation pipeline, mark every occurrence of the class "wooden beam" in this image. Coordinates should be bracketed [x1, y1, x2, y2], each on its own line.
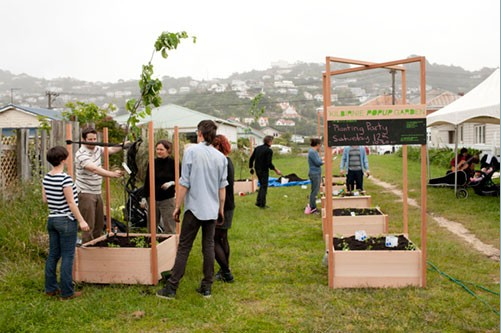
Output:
[148, 121, 159, 284]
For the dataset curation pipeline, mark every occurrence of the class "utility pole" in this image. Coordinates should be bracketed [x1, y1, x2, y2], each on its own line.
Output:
[389, 69, 396, 105]
[10, 88, 20, 104]
[46, 91, 59, 109]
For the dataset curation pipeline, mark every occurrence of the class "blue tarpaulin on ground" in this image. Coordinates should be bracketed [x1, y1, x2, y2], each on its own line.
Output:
[261, 177, 311, 187]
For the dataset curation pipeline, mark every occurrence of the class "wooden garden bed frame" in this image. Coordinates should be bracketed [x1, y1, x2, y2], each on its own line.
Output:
[321, 204, 388, 237]
[322, 56, 428, 288]
[68, 122, 179, 285]
[234, 178, 258, 194]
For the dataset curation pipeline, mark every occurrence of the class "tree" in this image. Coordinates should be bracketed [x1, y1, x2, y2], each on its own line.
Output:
[62, 101, 115, 126]
[62, 101, 125, 167]
[125, 31, 196, 139]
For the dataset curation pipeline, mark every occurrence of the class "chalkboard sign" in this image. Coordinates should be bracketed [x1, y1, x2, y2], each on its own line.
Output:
[327, 118, 427, 147]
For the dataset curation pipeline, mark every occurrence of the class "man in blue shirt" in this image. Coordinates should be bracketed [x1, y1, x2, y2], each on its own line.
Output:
[340, 146, 370, 192]
[157, 120, 228, 299]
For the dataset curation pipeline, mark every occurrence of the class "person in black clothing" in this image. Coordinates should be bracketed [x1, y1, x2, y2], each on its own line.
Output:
[212, 134, 235, 283]
[249, 135, 282, 208]
[142, 140, 178, 234]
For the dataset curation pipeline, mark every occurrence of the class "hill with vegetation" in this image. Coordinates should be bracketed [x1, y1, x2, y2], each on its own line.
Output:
[0, 58, 496, 136]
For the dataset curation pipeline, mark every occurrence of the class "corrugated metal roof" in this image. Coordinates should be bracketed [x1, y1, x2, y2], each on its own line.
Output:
[0, 103, 63, 120]
[113, 104, 236, 130]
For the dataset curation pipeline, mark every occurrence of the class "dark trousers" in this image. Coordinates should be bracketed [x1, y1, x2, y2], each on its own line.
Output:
[167, 210, 216, 290]
[256, 170, 269, 207]
[346, 169, 364, 191]
[214, 228, 230, 273]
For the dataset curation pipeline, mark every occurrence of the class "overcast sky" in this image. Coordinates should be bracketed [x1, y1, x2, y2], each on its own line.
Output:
[2, 0, 499, 83]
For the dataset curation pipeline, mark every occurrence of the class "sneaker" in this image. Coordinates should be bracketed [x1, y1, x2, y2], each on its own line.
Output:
[304, 204, 312, 214]
[310, 208, 319, 215]
[156, 285, 176, 299]
[196, 286, 212, 298]
[221, 271, 234, 283]
[215, 270, 222, 281]
[60, 291, 82, 300]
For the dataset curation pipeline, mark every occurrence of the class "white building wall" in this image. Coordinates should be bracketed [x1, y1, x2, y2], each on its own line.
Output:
[0, 110, 40, 128]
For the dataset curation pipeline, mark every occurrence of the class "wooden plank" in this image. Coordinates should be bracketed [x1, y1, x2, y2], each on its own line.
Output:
[332, 249, 422, 288]
[332, 195, 371, 208]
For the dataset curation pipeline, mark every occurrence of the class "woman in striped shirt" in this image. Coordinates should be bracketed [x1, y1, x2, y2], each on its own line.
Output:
[42, 146, 89, 300]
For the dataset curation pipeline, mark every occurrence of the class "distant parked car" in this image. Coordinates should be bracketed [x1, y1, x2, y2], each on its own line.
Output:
[271, 144, 292, 154]
[376, 145, 399, 155]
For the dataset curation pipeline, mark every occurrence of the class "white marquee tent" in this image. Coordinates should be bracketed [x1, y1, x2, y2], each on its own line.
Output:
[427, 68, 500, 126]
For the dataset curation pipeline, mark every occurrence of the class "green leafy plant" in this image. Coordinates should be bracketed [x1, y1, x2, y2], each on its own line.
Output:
[62, 101, 115, 126]
[130, 236, 149, 248]
[230, 140, 251, 180]
[36, 115, 51, 134]
[248, 92, 265, 121]
[125, 31, 196, 140]
[107, 243, 120, 248]
[405, 242, 417, 251]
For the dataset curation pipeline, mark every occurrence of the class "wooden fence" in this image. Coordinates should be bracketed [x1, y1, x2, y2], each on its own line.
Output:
[0, 121, 79, 199]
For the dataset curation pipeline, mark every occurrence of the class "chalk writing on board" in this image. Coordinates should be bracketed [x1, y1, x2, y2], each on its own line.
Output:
[327, 119, 426, 146]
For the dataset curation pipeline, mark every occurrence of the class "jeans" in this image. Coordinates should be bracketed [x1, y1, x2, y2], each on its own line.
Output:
[45, 216, 78, 298]
[167, 210, 216, 290]
[309, 173, 321, 210]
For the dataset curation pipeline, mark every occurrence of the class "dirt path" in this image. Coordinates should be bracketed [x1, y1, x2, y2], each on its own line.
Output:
[368, 176, 500, 261]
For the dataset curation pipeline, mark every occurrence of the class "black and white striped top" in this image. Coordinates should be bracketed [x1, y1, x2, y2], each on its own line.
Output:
[75, 146, 103, 194]
[43, 172, 78, 219]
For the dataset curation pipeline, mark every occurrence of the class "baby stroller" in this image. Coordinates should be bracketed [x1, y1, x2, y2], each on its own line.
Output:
[122, 139, 148, 229]
[428, 170, 469, 199]
[469, 170, 500, 196]
[123, 186, 148, 228]
[469, 154, 500, 197]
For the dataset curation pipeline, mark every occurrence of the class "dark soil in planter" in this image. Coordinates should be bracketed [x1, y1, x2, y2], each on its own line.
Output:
[334, 235, 416, 251]
[89, 235, 170, 248]
[336, 191, 367, 197]
[333, 208, 382, 216]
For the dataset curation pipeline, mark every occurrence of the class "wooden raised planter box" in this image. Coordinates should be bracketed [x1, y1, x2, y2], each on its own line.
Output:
[322, 208, 388, 237]
[330, 195, 372, 208]
[331, 243, 423, 288]
[321, 184, 345, 193]
[234, 179, 258, 194]
[74, 233, 177, 285]
[331, 176, 345, 183]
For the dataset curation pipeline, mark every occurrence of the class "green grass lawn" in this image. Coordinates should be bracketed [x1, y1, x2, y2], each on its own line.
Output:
[0, 154, 499, 332]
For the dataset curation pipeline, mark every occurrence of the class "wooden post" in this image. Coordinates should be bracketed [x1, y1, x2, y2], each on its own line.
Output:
[65, 123, 73, 178]
[174, 126, 180, 235]
[317, 109, 322, 138]
[148, 121, 158, 284]
[103, 128, 111, 233]
[403, 145, 408, 234]
[323, 59, 335, 288]
[250, 137, 256, 192]
[420, 58, 427, 288]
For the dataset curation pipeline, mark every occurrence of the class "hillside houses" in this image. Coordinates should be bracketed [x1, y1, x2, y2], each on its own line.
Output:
[1, 61, 496, 142]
